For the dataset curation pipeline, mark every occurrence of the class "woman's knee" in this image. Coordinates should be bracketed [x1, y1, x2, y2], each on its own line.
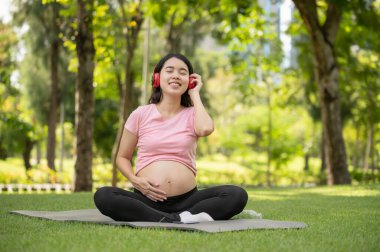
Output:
[224, 185, 248, 210]
[94, 186, 114, 211]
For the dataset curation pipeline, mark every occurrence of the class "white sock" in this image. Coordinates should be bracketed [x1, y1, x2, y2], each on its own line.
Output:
[179, 211, 214, 224]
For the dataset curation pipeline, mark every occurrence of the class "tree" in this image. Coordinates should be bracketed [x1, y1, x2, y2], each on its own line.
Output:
[211, 1, 283, 186]
[286, 17, 331, 179]
[0, 21, 37, 170]
[74, 0, 95, 191]
[334, 4, 380, 182]
[46, 2, 61, 172]
[148, 0, 211, 57]
[292, 0, 351, 185]
[13, 0, 65, 171]
[110, 0, 144, 186]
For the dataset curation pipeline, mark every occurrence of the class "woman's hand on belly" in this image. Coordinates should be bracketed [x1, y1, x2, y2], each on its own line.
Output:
[138, 161, 197, 197]
[131, 176, 167, 202]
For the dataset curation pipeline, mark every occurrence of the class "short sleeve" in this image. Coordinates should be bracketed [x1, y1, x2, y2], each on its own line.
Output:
[189, 107, 197, 136]
[124, 108, 140, 136]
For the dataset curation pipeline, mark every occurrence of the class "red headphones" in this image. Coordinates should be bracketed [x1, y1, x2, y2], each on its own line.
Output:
[153, 73, 196, 89]
[153, 73, 160, 88]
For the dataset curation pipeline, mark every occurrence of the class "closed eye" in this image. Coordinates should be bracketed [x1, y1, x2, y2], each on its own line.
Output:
[164, 66, 188, 75]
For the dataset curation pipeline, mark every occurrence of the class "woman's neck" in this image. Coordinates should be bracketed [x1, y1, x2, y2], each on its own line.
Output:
[156, 96, 182, 116]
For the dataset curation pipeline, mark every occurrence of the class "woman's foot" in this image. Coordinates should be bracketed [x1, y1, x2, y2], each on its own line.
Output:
[179, 211, 214, 224]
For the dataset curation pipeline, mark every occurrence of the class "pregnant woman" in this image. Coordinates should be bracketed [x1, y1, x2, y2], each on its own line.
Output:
[94, 53, 248, 223]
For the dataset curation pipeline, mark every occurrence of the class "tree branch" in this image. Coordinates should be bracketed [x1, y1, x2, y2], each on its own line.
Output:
[322, 3, 343, 44]
[125, 0, 143, 55]
[167, 8, 177, 46]
[117, 0, 128, 34]
[117, 0, 126, 21]
[292, 0, 320, 34]
[35, 9, 49, 33]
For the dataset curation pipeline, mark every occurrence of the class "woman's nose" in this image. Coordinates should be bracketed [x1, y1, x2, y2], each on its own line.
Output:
[171, 72, 180, 79]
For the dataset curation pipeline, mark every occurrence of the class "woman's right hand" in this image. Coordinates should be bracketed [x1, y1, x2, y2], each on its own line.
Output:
[131, 176, 167, 202]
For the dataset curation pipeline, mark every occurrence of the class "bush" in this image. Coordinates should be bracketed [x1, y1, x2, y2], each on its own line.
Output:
[350, 168, 379, 184]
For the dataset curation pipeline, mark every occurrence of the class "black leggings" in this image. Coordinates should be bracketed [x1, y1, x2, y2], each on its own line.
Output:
[94, 185, 248, 223]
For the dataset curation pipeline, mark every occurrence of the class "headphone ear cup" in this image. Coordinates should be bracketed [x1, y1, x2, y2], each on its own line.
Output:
[153, 73, 160, 88]
[188, 76, 195, 89]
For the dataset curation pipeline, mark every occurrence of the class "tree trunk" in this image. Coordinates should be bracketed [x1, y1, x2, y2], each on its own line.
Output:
[319, 56, 351, 185]
[266, 81, 272, 187]
[364, 121, 374, 182]
[111, 108, 126, 187]
[320, 129, 326, 171]
[46, 4, 60, 171]
[111, 68, 139, 186]
[370, 125, 375, 184]
[373, 148, 378, 183]
[74, 0, 95, 192]
[353, 122, 361, 169]
[36, 140, 41, 164]
[111, 1, 144, 186]
[59, 102, 65, 173]
[364, 78, 376, 183]
[166, 11, 181, 53]
[304, 153, 309, 171]
[0, 140, 7, 160]
[23, 138, 34, 170]
[293, 0, 351, 185]
[141, 17, 151, 104]
[318, 129, 328, 184]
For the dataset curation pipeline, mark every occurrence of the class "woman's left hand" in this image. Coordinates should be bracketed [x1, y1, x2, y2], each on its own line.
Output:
[188, 73, 203, 95]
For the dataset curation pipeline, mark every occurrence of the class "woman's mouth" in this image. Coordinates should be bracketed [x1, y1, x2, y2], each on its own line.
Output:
[169, 82, 181, 87]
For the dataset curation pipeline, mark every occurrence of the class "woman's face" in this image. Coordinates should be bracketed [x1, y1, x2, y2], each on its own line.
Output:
[159, 57, 190, 96]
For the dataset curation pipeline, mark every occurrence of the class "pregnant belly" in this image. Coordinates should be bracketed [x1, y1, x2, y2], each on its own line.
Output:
[137, 160, 196, 197]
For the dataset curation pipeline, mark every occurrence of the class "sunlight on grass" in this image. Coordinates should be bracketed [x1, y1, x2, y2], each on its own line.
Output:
[248, 189, 309, 201]
[247, 185, 380, 202]
[304, 186, 380, 197]
[249, 193, 292, 201]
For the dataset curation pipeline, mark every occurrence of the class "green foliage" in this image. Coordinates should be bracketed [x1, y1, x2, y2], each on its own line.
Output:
[0, 158, 28, 183]
[93, 98, 118, 159]
[1, 0, 379, 186]
[0, 113, 35, 155]
[0, 22, 18, 98]
[2, 155, 378, 186]
[197, 159, 257, 185]
[287, 0, 380, 173]
[56, 122, 76, 158]
[335, 1, 380, 170]
[0, 22, 24, 159]
[216, 105, 314, 169]
[18, 52, 51, 123]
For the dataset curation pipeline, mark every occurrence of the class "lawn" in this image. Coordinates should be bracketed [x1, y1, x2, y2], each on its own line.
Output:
[1, 185, 379, 252]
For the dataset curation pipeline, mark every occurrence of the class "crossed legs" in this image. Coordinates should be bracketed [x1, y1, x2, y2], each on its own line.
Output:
[94, 185, 248, 223]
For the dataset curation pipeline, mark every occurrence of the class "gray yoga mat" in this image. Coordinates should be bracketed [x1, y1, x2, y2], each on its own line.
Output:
[10, 209, 307, 233]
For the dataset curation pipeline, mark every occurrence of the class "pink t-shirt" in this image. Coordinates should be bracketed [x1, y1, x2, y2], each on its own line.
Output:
[124, 104, 198, 175]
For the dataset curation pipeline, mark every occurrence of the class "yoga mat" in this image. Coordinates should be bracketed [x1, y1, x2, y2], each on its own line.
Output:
[10, 209, 307, 233]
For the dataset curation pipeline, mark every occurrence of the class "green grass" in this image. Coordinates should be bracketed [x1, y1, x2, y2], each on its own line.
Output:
[1, 185, 380, 252]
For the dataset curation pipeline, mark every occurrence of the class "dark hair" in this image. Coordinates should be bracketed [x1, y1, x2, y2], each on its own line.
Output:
[148, 53, 194, 107]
